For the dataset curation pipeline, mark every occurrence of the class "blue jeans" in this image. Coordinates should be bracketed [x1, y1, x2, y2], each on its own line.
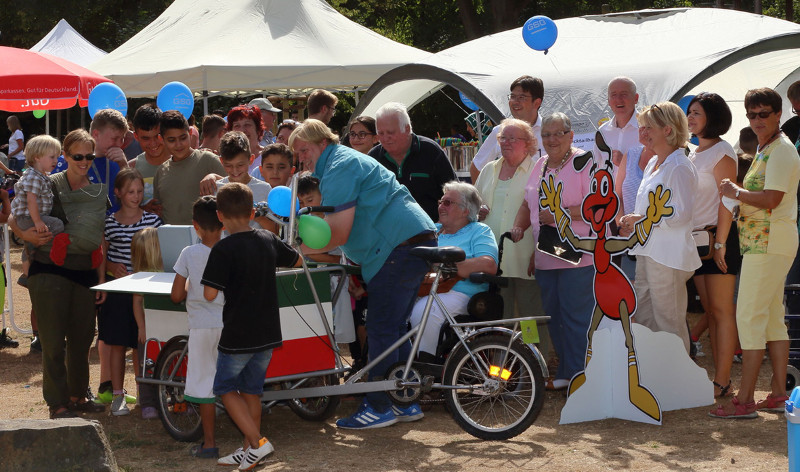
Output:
[536, 266, 595, 381]
[213, 349, 272, 396]
[365, 239, 434, 412]
[9, 158, 25, 173]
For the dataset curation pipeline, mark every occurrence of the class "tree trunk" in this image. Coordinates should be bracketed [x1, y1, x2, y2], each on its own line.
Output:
[456, 0, 483, 39]
[754, 0, 762, 14]
[787, 0, 794, 22]
[490, 0, 532, 33]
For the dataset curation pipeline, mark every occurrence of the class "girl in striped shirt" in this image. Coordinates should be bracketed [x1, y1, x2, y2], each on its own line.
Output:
[99, 168, 162, 417]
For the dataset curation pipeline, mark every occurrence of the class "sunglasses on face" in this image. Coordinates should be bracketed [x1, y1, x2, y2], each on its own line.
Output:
[438, 198, 461, 207]
[745, 110, 775, 120]
[70, 153, 96, 161]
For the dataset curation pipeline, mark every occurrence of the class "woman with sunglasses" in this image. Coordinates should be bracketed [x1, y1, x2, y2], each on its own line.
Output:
[619, 102, 700, 354]
[345, 116, 379, 155]
[511, 112, 594, 391]
[712, 88, 800, 418]
[684, 93, 740, 400]
[10, 129, 110, 419]
[409, 181, 498, 361]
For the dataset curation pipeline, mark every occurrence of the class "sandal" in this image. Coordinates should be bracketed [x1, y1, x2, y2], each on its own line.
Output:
[708, 397, 758, 419]
[189, 442, 219, 459]
[713, 380, 732, 399]
[49, 406, 77, 419]
[756, 393, 790, 412]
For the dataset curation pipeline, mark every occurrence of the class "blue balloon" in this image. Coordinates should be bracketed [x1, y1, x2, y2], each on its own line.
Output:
[459, 92, 479, 111]
[88, 82, 127, 118]
[157, 81, 194, 119]
[522, 16, 558, 53]
[677, 95, 695, 114]
[267, 186, 299, 218]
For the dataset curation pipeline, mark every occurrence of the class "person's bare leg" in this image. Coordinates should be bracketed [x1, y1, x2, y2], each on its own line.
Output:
[98, 340, 112, 386]
[199, 403, 217, 448]
[766, 339, 790, 397]
[110, 345, 126, 392]
[737, 349, 765, 404]
[221, 392, 261, 448]
[707, 274, 737, 393]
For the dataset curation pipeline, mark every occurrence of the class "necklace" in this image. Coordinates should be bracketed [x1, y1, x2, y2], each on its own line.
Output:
[545, 149, 572, 176]
[756, 130, 781, 155]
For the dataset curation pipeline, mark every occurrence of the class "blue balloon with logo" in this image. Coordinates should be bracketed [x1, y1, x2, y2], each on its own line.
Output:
[267, 186, 299, 217]
[459, 92, 480, 111]
[88, 82, 128, 118]
[157, 81, 194, 119]
[522, 16, 558, 54]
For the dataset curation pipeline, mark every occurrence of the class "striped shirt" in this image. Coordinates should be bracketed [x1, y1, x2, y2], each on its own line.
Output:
[104, 211, 163, 272]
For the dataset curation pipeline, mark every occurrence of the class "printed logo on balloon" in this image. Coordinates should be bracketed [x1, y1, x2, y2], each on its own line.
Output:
[157, 82, 194, 119]
[88, 82, 128, 118]
[522, 16, 558, 54]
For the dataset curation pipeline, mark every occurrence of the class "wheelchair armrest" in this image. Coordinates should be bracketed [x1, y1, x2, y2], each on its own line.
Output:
[468, 272, 509, 288]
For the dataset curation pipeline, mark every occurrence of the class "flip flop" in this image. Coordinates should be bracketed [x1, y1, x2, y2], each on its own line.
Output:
[189, 443, 219, 459]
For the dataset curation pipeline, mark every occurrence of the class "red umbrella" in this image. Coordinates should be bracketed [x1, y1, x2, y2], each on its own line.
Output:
[0, 46, 112, 112]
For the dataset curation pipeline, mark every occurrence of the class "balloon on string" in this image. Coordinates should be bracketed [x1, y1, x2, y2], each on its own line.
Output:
[459, 92, 480, 111]
[157, 81, 194, 119]
[298, 214, 331, 249]
[32, 110, 46, 119]
[267, 186, 299, 217]
[677, 95, 695, 114]
[522, 16, 558, 54]
[88, 82, 128, 118]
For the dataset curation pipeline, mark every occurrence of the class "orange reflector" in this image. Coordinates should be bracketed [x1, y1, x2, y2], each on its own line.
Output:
[489, 365, 512, 380]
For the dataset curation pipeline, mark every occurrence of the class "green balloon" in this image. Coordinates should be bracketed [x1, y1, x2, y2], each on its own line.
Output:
[298, 214, 331, 250]
[32, 109, 46, 119]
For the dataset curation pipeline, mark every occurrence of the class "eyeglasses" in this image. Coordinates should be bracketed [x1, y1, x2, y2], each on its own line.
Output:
[438, 198, 461, 207]
[497, 136, 529, 144]
[746, 110, 775, 120]
[507, 94, 532, 102]
[348, 131, 374, 140]
[70, 153, 95, 161]
[540, 130, 570, 139]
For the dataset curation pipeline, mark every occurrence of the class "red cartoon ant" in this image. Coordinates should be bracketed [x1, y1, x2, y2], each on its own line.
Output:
[539, 136, 672, 422]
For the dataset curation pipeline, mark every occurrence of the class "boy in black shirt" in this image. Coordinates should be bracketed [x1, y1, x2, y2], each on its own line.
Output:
[202, 182, 298, 470]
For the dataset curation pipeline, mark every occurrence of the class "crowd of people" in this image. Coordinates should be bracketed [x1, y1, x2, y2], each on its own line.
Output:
[2, 74, 799, 464]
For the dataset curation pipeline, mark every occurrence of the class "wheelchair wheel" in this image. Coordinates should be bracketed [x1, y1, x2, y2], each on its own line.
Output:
[787, 365, 800, 395]
[443, 334, 544, 440]
[284, 375, 340, 422]
[155, 336, 202, 442]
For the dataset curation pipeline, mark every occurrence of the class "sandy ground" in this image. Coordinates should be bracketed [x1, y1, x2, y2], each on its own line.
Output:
[0, 244, 791, 471]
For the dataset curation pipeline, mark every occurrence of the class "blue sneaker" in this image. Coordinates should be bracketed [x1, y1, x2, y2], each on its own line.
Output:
[336, 401, 398, 429]
[391, 403, 424, 422]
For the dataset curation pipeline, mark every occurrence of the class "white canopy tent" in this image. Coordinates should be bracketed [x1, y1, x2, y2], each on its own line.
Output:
[90, 0, 430, 113]
[353, 8, 800, 146]
[30, 19, 107, 67]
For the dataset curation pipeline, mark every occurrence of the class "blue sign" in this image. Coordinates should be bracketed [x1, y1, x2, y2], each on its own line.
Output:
[459, 92, 480, 111]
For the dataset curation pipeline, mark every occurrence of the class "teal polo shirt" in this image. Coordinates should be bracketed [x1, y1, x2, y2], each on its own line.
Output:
[312, 144, 435, 282]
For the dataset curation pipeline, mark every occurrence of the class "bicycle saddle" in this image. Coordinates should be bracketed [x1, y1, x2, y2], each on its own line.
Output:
[410, 246, 465, 263]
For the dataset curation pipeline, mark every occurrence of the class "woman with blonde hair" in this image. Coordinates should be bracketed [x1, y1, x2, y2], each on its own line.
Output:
[619, 102, 700, 353]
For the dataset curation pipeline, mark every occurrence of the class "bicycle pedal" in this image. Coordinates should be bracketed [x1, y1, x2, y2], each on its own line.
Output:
[421, 375, 434, 393]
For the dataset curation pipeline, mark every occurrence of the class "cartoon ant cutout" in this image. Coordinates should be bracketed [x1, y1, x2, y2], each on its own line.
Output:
[539, 133, 673, 422]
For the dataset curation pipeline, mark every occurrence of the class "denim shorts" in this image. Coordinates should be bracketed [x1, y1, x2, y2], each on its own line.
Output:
[212, 349, 272, 396]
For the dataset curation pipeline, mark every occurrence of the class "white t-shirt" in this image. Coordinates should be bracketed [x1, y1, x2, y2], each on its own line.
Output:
[592, 114, 639, 175]
[216, 176, 271, 203]
[690, 140, 736, 229]
[472, 116, 542, 171]
[9, 129, 24, 161]
[173, 243, 224, 329]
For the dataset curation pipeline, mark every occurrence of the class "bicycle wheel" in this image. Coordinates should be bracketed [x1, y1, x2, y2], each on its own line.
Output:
[284, 375, 341, 421]
[155, 337, 202, 442]
[443, 334, 544, 440]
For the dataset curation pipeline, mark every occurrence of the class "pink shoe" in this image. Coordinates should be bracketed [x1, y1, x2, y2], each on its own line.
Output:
[708, 397, 758, 419]
[756, 394, 789, 412]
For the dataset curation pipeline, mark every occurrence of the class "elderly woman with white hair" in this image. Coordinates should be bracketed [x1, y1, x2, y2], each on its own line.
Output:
[511, 112, 595, 390]
[619, 102, 700, 353]
[409, 181, 498, 361]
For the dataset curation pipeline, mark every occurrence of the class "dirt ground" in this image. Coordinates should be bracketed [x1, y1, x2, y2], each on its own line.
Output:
[0, 244, 792, 471]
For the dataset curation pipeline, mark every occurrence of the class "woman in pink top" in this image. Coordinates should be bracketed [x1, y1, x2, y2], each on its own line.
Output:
[511, 112, 594, 390]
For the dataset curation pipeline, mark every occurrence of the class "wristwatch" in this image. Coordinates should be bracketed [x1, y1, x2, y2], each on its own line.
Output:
[714, 242, 726, 250]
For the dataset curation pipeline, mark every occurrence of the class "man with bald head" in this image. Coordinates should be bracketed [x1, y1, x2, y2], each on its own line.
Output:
[594, 76, 640, 171]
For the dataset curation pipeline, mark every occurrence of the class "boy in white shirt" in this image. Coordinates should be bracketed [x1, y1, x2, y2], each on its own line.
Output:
[171, 196, 225, 459]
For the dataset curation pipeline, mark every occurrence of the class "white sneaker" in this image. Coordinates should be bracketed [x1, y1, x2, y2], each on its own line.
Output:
[217, 447, 245, 466]
[692, 341, 705, 358]
[111, 394, 130, 416]
[238, 438, 274, 470]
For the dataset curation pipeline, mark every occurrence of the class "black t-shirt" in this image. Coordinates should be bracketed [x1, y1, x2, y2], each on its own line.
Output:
[201, 229, 299, 354]
[369, 134, 456, 222]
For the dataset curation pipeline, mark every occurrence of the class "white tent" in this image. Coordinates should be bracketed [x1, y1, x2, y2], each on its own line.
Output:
[90, 0, 430, 103]
[353, 8, 800, 145]
[30, 19, 107, 67]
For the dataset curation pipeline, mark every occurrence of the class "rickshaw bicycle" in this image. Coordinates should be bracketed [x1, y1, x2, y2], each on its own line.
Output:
[113, 190, 549, 442]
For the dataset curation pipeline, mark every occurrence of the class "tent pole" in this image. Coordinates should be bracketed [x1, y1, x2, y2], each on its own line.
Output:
[57, 110, 62, 139]
[354, 88, 360, 105]
[46, 111, 50, 135]
[203, 90, 209, 116]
